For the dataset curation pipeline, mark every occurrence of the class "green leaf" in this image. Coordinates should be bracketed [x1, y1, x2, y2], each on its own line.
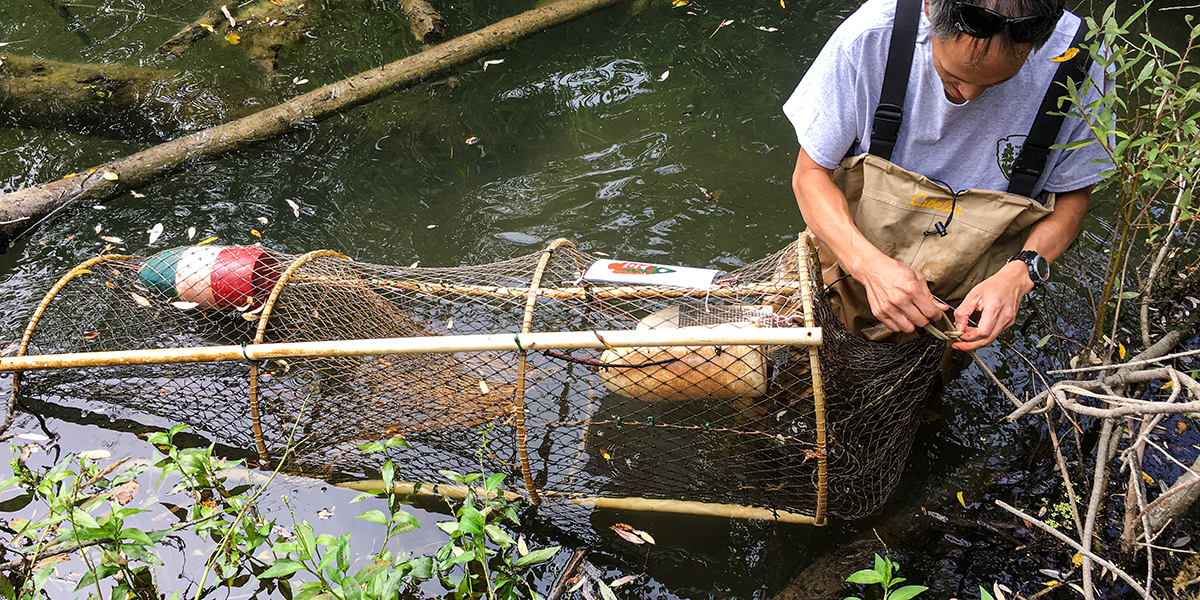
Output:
[1036, 334, 1052, 348]
[514, 545, 560, 566]
[74, 564, 120, 591]
[485, 473, 505, 492]
[357, 510, 388, 526]
[357, 442, 385, 453]
[889, 585, 928, 600]
[341, 576, 362, 600]
[354, 559, 391, 585]
[458, 505, 485, 535]
[846, 569, 886, 585]
[120, 528, 154, 546]
[70, 508, 101, 530]
[258, 559, 306, 579]
[980, 586, 997, 600]
[484, 524, 515, 547]
[437, 521, 460, 535]
[407, 556, 434, 579]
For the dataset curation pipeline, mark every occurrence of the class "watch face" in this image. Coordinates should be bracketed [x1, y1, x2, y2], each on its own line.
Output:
[1032, 254, 1049, 281]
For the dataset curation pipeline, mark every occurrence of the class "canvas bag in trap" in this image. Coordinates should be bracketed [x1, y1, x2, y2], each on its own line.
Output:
[4, 235, 949, 524]
[816, 0, 1094, 338]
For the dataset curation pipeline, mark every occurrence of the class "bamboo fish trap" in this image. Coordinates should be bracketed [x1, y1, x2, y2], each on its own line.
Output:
[1, 233, 944, 524]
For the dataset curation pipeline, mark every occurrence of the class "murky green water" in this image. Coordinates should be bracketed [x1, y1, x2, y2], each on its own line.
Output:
[1, 0, 1191, 597]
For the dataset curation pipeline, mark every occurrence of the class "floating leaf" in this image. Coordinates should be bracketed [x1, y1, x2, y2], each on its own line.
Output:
[129, 292, 152, 307]
[599, 448, 611, 461]
[958, 491, 966, 508]
[102, 235, 124, 244]
[670, 0, 688, 6]
[1142, 472, 1155, 485]
[317, 508, 334, 519]
[172, 301, 199, 311]
[102, 171, 118, 181]
[287, 199, 300, 217]
[447, 318, 454, 330]
[65, 172, 78, 178]
[187, 226, 196, 239]
[780, 0, 785, 7]
[480, 380, 490, 395]
[1118, 342, 1126, 360]
[518, 535, 529, 557]
[292, 76, 309, 85]
[112, 481, 138, 505]
[130, 190, 145, 198]
[1177, 420, 1188, 435]
[482, 59, 505, 71]
[250, 229, 262, 238]
[637, 530, 655, 545]
[94, 224, 102, 234]
[611, 523, 646, 545]
[63, 234, 76, 242]
[611, 575, 640, 587]
[83, 332, 100, 340]
[105, 281, 115, 288]
[755, 25, 779, 32]
[1051, 47, 1079, 62]
[427, 224, 437, 229]
[257, 216, 269, 225]
[147, 223, 164, 245]
[200, 23, 216, 33]
[1072, 552, 1083, 567]
[465, 136, 480, 145]
[225, 32, 241, 45]
[658, 70, 670, 81]
[410, 261, 420, 268]
[78, 449, 111, 460]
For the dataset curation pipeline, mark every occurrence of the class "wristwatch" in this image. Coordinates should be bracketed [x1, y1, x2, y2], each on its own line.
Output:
[1008, 250, 1050, 289]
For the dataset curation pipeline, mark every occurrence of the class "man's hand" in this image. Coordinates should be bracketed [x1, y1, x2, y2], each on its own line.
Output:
[951, 261, 1034, 351]
[857, 254, 950, 334]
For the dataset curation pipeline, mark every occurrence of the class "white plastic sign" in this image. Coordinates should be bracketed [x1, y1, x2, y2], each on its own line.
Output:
[583, 259, 722, 289]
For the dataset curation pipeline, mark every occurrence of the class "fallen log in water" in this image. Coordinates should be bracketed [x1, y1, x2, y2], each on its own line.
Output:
[0, 54, 256, 141]
[400, 0, 446, 45]
[0, 0, 629, 249]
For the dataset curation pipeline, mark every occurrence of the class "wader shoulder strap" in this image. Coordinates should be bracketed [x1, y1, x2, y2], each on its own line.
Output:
[1006, 22, 1095, 200]
[870, 0, 921, 161]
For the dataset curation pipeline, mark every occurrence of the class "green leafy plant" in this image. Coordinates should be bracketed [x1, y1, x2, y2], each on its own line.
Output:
[844, 551, 927, 600]
[1061, 3, 1200, 350]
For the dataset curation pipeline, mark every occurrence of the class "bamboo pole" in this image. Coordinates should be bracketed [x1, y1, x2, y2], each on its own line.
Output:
[0, 327, 822, 373]
[345, 278, 803, 301]
[335, 480, 816, 524]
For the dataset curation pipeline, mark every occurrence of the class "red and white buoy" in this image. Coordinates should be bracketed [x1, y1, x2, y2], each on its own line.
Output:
[138, 245, 281, 311]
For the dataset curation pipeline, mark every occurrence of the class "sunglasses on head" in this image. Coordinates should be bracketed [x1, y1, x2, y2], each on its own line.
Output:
[951, 1, 1062, 44]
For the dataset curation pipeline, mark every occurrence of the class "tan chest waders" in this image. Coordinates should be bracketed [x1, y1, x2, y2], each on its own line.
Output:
[814, 0, 1092, 340]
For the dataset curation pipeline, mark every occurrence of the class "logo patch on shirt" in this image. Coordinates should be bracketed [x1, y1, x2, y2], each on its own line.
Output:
[996, 134, 1027, 181]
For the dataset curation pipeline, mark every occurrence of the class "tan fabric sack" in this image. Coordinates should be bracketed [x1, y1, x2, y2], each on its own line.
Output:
[818, 153, 1055, 340]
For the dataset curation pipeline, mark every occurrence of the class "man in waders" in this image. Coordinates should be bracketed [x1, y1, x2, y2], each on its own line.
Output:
[784, 0, 1109, 353]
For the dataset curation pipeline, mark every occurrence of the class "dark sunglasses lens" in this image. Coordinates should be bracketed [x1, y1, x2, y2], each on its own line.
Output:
[1008, 16, 1058, 43]
[955, 3, 1007, 37]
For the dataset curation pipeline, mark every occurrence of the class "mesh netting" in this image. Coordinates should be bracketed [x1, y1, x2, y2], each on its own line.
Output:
[5, 235, 943, 521]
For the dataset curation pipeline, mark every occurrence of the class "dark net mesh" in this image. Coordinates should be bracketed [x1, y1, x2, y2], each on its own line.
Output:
[6, 236, 943, 521]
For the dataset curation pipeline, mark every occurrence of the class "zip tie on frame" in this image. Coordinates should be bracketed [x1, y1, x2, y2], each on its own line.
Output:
[514, 334, 524, 352]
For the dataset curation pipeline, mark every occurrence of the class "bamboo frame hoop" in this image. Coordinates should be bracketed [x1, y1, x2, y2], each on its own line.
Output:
[8, 255, 136, 412]
[514, 238, 575, 504]
[248, 249, 350, 467]
[797, 232, 829, 526]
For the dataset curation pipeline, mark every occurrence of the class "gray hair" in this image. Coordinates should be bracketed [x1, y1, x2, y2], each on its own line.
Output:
[927, 0, 1065, 60]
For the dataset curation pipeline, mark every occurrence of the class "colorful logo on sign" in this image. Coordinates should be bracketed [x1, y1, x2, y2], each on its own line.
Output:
[608, 262, 676, 276]
[909, 193, 963, 216]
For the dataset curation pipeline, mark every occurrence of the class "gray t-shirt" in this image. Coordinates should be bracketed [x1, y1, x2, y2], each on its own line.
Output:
[782, 0, 1110, 197]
